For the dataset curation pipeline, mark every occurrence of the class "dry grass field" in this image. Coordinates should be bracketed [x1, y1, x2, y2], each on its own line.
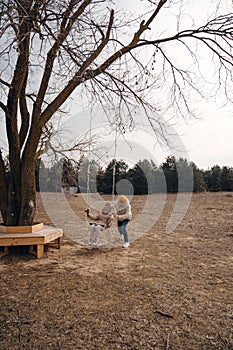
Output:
[0, 192, 232, 349]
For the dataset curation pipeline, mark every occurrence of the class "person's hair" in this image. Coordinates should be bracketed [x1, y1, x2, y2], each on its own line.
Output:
[118, 195, 127, 203]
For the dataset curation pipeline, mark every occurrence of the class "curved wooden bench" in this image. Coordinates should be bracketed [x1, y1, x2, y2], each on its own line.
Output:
[0, 225, 63, 258]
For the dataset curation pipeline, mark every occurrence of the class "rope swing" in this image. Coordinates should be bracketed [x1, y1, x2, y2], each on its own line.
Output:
[86, 109, 93, 206]
[111, 126, 118, 202]
[85, 110, 119, 205]
[84, 114, 118, 247]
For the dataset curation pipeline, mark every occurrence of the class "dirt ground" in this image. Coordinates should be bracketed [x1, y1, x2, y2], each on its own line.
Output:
[0, 192, 232, 350]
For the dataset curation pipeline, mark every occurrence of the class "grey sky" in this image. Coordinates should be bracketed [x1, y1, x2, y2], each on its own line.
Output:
[0, 0, 232, 170]
[66, 0, 233, 169]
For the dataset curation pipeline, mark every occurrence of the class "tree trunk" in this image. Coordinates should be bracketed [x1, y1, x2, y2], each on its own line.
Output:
[19, 161, 36, 226]
[0, 151, 8, 224]
[5, 180, 21, 226]
[0, 149, 23, 226]
[18, 125, 42, 226]
[2, 157, 37, 227]
[1, 120, 42, 226]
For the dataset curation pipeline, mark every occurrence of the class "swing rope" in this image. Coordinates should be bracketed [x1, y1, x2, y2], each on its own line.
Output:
[86, 111, 118, 207]
[111, 127, 118, 203]
[86, 108, 94, 207]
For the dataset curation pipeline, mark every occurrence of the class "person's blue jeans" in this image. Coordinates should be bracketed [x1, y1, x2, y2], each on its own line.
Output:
[117, 219, 129, 243]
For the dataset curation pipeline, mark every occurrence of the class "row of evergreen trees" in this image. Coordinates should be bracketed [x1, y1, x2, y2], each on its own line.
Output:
[36, 156, 233, 194]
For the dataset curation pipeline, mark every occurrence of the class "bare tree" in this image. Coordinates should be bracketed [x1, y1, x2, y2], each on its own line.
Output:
[0, 0, 232, 225]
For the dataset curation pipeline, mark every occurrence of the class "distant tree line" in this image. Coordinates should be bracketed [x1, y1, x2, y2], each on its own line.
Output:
[36, 156, 233, 194]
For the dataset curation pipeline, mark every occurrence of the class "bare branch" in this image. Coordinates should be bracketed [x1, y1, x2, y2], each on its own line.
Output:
[40, 7, 115, 125]
[0, 101, 7, 112]
[34, 0, 93, 118]
[19, 72, 30, 149]
[0, 78, 11, 88]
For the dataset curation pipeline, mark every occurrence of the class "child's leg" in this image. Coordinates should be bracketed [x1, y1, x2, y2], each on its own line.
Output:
[92, 225, 102, 245]
[89, 224, 95, 244]
[118, 220, 129, 243]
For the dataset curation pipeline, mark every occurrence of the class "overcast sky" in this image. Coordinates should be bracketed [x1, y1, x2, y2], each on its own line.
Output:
[0, 0, 232, 170]
[62, 94, 232, 171]
[68, 0, 233, 170]
[111, 0, 233, 169]
[176, 103, 233, 169]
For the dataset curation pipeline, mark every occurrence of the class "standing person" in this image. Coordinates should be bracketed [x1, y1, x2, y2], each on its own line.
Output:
[114, 195, 132, 248]
[85, 202, 114, 246]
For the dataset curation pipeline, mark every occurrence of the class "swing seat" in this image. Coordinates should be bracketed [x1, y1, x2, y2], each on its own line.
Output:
[89, 222, 105, 229]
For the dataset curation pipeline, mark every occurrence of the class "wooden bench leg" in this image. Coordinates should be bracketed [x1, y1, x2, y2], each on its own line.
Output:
[0, 247, 9, 258]
[46, 237, 61, 249]
[28, 245, 36, 257]
[37, 244, 44, 258]
[29, 245, 44, 258]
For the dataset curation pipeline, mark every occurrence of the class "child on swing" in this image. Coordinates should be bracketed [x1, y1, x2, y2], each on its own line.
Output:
[85, 202, 114, 246]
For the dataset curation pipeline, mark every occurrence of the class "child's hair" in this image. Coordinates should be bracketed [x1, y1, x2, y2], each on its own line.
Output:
[118, 195, 127, 203]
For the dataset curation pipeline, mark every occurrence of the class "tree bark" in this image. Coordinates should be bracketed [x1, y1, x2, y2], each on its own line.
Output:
[19, 161, 36, 226]
[19, 125, 43, 225]
[0, 151, 8, 224]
